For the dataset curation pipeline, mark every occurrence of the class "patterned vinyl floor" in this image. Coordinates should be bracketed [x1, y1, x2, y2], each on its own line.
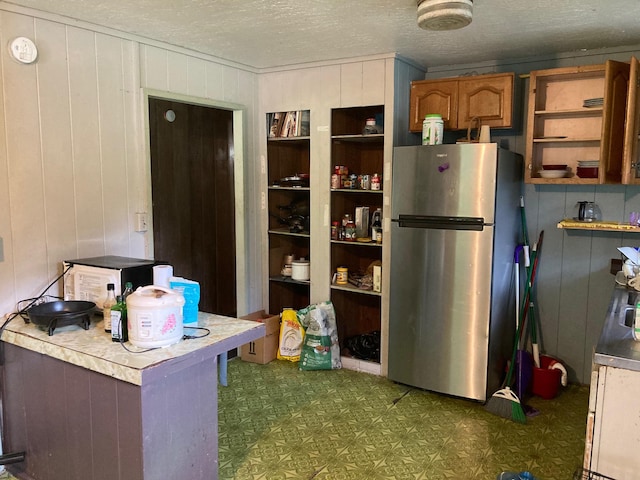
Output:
[0, 358, 589, 480]
[217, 359, 589, 480]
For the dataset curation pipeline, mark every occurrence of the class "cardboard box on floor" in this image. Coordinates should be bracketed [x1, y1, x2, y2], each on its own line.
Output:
[240, 310, 280, 364]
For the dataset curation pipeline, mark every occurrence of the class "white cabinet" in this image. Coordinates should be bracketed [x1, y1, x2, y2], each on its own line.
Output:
[259, 56, 426, 376]
[585, 364, 640, 478]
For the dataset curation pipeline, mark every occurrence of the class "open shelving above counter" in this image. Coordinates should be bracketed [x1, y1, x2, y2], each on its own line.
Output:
[557, 219, 640, 232]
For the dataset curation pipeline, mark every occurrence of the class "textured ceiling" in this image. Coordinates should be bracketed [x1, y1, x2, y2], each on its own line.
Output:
[4, 0, 640, 70]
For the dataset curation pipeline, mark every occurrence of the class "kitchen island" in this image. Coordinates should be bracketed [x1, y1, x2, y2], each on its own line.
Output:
[584, 283, 640, 479]
[0, 311, 265, 480]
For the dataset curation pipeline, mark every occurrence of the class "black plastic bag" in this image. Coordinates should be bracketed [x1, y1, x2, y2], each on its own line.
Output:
[345, 331, 380, 362]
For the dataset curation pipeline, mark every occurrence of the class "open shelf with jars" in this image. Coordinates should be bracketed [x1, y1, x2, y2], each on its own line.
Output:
[266, 111, 311, 313]
[330, 105, 384, 364]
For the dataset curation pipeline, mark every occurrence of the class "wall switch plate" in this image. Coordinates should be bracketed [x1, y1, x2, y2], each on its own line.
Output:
[135, 213, 148, 232]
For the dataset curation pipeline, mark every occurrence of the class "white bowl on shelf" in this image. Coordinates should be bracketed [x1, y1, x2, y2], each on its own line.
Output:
[538, 169, 568, 179]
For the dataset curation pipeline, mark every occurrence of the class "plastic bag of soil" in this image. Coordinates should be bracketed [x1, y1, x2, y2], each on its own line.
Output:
[298, 301, 341, 370]
[277, 307, 305, 362]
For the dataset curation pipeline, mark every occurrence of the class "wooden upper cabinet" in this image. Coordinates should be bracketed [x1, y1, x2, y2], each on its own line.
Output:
[409, 72, 514, 132]
[623, 56, 640, 185]
[524, 60, 636, 185]
[457, 73, 514, 130]
[409, 79, 457, 131]
[601, 60, 630, 184]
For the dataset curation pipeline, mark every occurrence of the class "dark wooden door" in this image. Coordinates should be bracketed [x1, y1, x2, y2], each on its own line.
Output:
[149, 98, 236, 317]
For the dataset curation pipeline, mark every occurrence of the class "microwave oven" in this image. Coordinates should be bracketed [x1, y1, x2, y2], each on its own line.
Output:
[63, 256, 158, 309]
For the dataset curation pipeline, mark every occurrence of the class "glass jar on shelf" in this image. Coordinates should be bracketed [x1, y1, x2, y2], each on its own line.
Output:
[345, 219, 357, 241]
[371, 173, 381, 191]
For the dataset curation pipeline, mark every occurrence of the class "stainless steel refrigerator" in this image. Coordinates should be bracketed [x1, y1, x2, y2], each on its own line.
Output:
[388, 143, 522, 402]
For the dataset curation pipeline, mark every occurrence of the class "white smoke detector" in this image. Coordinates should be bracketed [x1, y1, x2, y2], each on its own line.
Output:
[417, 0, 473, 31]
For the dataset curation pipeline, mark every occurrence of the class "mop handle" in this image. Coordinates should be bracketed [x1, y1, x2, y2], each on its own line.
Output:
[519, 230, 544, 343]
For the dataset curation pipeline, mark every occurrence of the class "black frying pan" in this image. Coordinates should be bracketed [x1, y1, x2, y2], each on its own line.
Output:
[26, 301, 96, 336]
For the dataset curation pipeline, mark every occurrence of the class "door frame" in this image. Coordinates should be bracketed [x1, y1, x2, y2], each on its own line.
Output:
[141, 88, 247, 316]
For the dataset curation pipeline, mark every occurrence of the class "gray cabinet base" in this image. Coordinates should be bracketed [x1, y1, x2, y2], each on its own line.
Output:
[3, 343, 219, 480]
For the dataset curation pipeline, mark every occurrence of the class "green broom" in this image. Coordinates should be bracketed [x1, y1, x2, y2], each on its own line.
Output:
[485, 250, 532, 424]
[485, 319, 527, 423]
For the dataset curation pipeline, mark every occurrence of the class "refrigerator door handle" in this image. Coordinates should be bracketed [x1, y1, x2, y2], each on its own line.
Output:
[393, 215, 486, 231]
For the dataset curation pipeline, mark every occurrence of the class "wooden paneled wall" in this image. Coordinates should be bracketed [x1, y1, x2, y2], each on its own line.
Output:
[3, 3, 640, 383]
[0, 7, 260, 318]
[425, 46, 640, 383]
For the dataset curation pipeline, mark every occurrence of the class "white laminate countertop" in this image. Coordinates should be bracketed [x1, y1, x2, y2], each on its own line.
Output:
[1, 312, 264, 386]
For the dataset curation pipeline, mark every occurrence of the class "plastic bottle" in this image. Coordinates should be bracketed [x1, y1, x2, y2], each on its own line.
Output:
[103, 283, 116, 333]
[341, 214, 352, 241]
[371, 208, 382, 243]
[422, 113, 443, 145]
[345, 219, 357, 241]
[111, 295, 128, 343]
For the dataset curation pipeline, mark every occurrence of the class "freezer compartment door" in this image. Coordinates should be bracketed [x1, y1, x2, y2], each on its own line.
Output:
[388, 222, 494, 401]
[391, 143, 498, 222]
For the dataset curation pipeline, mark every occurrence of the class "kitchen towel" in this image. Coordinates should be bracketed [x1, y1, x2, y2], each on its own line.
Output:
[170, 277, 200, 324]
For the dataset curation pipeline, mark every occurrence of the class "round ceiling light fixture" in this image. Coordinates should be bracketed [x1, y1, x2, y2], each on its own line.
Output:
[417, 0, 473, 31]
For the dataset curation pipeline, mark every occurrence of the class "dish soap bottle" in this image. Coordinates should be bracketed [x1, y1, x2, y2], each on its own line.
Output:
[103, 283, 116, 333]
[111, 295, 128, 343]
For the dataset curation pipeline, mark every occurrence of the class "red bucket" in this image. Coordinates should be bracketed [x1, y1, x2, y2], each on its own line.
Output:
[531, 355, 562, 399]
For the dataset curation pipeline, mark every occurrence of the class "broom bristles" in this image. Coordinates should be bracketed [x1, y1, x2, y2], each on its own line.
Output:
[485, 387, 526, 424]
